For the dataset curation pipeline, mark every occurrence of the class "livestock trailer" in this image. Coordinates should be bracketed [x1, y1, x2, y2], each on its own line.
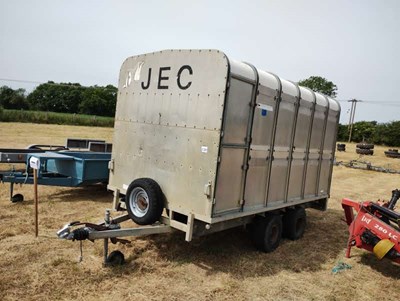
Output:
[100, 49, 340, 252]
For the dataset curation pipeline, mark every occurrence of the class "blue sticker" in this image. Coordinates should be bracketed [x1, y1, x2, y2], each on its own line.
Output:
[261, 109, 267, 116]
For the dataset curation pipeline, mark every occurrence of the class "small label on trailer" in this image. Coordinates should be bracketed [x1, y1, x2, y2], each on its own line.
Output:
[256, 103, 273, 117]
[29, 157, 40, 169]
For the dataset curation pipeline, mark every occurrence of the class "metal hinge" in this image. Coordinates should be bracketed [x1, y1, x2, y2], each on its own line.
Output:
[108, 159, 115, 172]
[204, 181, 212, 198]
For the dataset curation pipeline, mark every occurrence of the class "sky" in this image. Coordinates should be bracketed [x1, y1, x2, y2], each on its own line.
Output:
[0, 0, 399, 124]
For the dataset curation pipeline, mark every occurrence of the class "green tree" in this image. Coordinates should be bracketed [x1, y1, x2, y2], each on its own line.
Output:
[0, 86, 29, 109]
[374, 121, 400, 146]
[79, 85, 117, 117]
[351, 121, 377, 142]
[336, 121, 400, 146]
[27, 82, 84, 113]
[298, 76, 338, 97]
[336, 124, 348, 141]
[27, 82, 117, 116]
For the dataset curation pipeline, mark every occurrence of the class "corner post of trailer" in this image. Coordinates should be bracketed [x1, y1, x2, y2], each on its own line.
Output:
[241, 62, 259, 211]
[263, 72, 283, 207]
[300, 87, 317, 199]
[284, 82, 301, 203]
[315, 96, 330, 196]
[112, 189, 120, 211]
[327, 101, 341, 196]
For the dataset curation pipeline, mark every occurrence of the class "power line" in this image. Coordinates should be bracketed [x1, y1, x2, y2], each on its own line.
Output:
[0, 78, 92, 89]
[337, 99, 400, 107]
[0, 78, 43, 85]
[343, 98, 400, 142]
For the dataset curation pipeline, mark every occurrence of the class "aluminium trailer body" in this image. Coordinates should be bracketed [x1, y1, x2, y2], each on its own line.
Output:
[107, 49, 340, 242]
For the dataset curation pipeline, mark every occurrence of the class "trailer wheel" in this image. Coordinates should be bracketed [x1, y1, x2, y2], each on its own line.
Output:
[106, 250, 125, 266]
[250, 215, 282, 253]
[283, 207, 306, 240]
[11, 193, 24, 203]
[126, 178, 164, 225]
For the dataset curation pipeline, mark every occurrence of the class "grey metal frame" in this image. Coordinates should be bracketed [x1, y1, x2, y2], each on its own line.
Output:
[241, 62, 260, 210]
[300, 87, 317, 199]
[283, 82, 301, 203]
[263, 72, 282, 207]
[315, 96, 330, 195]
[213, 73, 258, 215]
[213, 70, 339, 217]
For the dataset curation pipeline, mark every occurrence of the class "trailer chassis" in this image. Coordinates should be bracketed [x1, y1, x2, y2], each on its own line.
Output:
[57, 210, 171, 266]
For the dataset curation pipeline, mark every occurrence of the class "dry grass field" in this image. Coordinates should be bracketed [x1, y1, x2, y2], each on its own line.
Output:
[1, 122, 399, 301]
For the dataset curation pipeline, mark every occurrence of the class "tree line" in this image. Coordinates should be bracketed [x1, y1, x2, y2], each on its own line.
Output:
[0, 82, 117, 117]
[337, 121, 400, 146]
[1, 77, 399, 146]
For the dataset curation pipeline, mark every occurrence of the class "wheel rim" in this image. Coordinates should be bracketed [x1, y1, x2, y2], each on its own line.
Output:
[129, 187, 149, 217]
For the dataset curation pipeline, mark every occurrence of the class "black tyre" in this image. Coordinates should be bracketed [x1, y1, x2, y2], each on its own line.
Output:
[385, 151, 400, 158]
[356, 148, 374, 155]
[126, 178, 164, 225]
[356, 143, 374, 150]
[250, 215, 282, 253]
[106, 250, 125, 266]
[11, 193, 24, 203]
[337, 144, 346, 152]
[283, 207, 307, 240]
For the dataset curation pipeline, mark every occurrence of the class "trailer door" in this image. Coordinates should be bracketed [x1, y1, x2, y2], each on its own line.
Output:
[213, 75, 256, 215]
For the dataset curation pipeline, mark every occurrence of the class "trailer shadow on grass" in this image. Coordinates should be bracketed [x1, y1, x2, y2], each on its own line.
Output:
[360, 254, 400, 279]
[43, 185, 112, 203]
[4, 184, 112, 205]
[121, 208, 349, 278]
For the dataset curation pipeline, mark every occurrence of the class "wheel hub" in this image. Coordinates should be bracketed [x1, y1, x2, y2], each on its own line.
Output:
[129, 187, 150, 217]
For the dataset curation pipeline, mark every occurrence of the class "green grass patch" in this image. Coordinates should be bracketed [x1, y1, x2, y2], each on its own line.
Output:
[0, 109, 114, 127]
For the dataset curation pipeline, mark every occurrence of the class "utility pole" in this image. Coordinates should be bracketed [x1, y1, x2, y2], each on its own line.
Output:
[347, 99, 359, 142]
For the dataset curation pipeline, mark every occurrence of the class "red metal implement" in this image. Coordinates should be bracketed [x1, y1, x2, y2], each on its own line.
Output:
[342, 192, 400, 264]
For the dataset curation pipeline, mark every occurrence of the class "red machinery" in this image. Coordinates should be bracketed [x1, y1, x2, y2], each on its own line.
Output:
[342, 189, 400, 264]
